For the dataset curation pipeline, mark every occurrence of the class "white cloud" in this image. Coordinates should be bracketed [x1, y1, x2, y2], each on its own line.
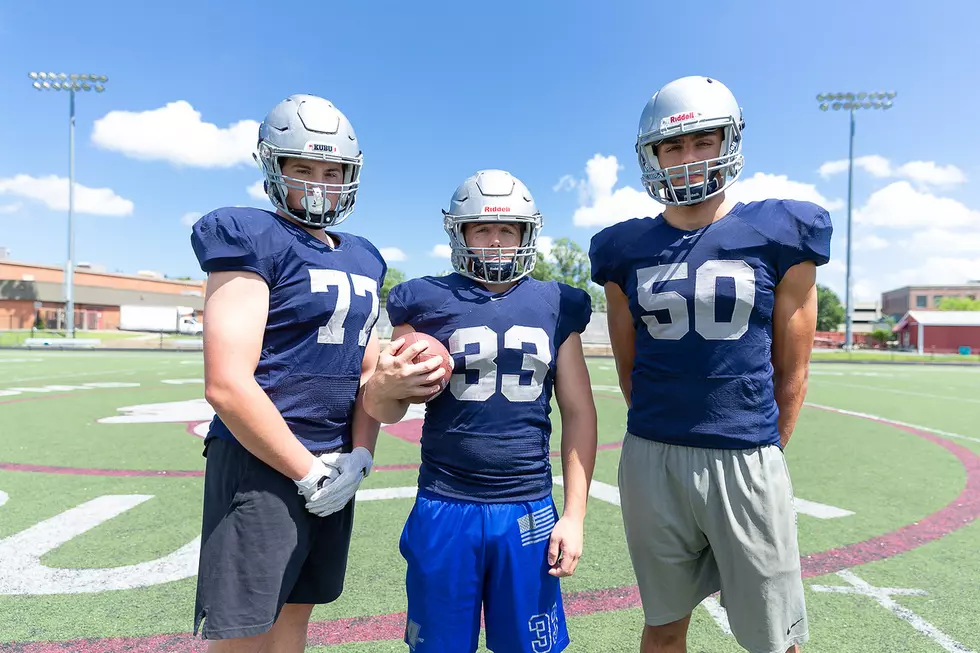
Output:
[819, 155, 892, 179]
[855, 181, 980, 228]
[247, 180, 266, 200]
[552, 175, 576, 192]
[854, 234, 888, 251]
[727, 172, 844, 212]
[558, 154, 662, 227]
[0, 202, 22, 214]
[906, 228, 980, 255]
[181, 212, 202, 227]
[0, 174, 133, 216]
[430, 244, 452, 259]
[92, 101, 259, 168]
[561, 156, 845, 227]
[379, 247, 407, 262]
[896, 161, 968, 188]
[536, 235, 553, 259]
[819, 155, 966, 188]
[881, 256, 980, 291]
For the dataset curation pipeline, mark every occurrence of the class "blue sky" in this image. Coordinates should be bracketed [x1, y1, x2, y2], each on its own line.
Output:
[1, 0, 978, 302]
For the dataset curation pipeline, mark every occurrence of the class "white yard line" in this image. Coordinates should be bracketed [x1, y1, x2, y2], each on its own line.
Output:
[812, 571, 976, 653]
[806, 403, 980, 445]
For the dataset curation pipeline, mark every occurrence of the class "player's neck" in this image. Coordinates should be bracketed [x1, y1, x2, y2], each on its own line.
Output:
[277, 209, 337, 248]
[662, 193, 736, 232]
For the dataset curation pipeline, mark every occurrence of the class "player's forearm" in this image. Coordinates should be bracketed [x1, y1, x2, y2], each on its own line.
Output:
[351, 388, 381, 455]
[774, 365, 809, 447]
[362, 376, 412, 425]
[206, 378, 314, 480]
[558, 408, 597, 521]
[616, 366, 633, 408]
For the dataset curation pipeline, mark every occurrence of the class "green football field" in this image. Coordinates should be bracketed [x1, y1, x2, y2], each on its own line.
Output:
[0, 350, 978, 652]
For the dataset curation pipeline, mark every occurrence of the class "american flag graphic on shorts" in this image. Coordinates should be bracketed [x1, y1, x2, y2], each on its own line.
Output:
[517, 504, 556, 547]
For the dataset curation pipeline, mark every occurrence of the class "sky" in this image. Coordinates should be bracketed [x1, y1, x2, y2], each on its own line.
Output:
[1, 0, 979, 305]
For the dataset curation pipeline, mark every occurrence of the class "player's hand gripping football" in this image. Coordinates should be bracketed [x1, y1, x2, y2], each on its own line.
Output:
[302, 447, 374, 517]
[373, 336, 448, 403]
[547, 515, 584, 578]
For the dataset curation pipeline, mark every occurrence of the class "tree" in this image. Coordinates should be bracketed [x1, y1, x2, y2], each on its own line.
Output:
[530, 238, 607, 311]
[870, 328, 894, 348]
[381, 268, 405, 303]
[937, 296, 980, 311]
[816, 284, 844, 332]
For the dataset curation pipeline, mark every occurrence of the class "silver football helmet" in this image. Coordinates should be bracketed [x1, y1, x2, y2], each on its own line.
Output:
[636, 76, 745, 206]
[255, 94, 362, 228]
[443, 170, 543, 284]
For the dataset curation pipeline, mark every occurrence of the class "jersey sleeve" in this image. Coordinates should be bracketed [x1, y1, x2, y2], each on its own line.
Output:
[190, 209, 275, 285]
[556, 283, 593, 348]
[354, 234, 389, 291]
[777, 203, 833, 281]
[589, 225, 623, 288]
[385, 281, 416, 327]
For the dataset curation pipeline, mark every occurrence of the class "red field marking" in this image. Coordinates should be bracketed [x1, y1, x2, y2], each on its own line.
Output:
[800, 405, 980, 577]
[382, 418, 424, 445]
[7, 407, 980, 652]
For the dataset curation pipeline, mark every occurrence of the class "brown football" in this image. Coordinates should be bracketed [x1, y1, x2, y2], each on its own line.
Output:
[400, 331, 454, 402]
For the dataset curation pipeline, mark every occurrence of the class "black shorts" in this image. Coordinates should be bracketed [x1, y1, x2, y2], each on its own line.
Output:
[193, 437, 355, 640]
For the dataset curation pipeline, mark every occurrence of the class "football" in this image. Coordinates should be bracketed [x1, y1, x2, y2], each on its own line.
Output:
[400, 331, 454, 402]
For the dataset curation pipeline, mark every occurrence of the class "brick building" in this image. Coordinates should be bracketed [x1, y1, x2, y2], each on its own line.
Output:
[0, 260, 205, 331]
[881, 283, 980, 320]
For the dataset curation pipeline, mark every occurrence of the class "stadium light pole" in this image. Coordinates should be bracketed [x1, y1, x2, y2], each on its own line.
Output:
[816, 91, 896, 351]
[28, 72, 109, 338]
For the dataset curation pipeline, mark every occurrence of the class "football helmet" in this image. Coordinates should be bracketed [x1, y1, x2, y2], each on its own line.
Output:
[443, 170, 542, 284]
[255, 94, 362, 228]
[636, 76, 744, 206]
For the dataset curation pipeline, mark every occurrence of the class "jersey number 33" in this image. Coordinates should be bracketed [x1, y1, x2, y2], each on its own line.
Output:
[448, 325, 552, 403]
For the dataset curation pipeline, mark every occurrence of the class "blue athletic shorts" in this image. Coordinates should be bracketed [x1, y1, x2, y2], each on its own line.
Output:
[399, 491, 570, 653]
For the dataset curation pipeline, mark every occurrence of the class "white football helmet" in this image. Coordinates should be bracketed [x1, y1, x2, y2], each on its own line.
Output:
[636, 76, 745, 206]
[255, 94, 362, 228]
[443, 170, 542, 284]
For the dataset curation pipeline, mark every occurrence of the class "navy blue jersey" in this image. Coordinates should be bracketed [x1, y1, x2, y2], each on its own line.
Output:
[191, 207, 386, 452]
[387, 274, 592, 503]
[589, 200, 831, 449]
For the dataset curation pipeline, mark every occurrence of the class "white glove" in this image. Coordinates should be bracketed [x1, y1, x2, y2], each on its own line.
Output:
[294, 456, 342, 507]
[304, 447, 373, 517]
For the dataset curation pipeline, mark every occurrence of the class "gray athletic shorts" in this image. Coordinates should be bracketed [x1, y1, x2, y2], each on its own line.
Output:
[193, 437, 355, 640]
[618, 432, 807, 653]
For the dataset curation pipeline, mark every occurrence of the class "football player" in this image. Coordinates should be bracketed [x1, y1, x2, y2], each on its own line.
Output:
[589, 76, 831, 653]
[362, 170, 599, 653]
[189, 94, 388, 652]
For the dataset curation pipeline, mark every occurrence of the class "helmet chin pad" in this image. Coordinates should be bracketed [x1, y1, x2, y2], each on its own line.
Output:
[470, 257, 515, 283]
[300, 187, 332, 214]
[670, 175, 720, 203]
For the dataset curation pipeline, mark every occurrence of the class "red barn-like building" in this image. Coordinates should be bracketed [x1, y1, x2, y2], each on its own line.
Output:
[893, 311, 980, 354]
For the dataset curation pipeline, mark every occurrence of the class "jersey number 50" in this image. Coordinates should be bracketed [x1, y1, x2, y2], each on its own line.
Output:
[448, 325, 551, 403]
[636, 260, 756, 341]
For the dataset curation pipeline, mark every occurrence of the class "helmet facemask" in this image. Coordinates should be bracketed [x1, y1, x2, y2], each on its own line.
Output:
[444, 213, 541, 284]
[256, 142, 361, 229]
[638, 122, 743, 206]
